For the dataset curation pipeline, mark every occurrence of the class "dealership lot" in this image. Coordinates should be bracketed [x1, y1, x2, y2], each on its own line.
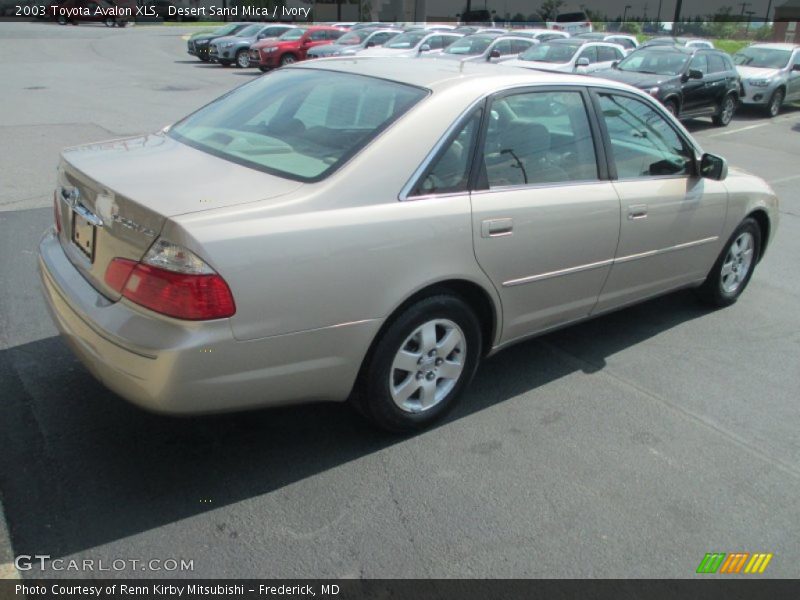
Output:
[1, 22, 800, 578]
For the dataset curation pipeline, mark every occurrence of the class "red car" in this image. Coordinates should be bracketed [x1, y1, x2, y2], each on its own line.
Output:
[249, 26, 345, 71]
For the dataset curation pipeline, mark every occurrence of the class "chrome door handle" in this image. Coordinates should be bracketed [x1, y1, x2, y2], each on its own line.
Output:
[481, 218, 513, 238]
[628, 205, 648, 221]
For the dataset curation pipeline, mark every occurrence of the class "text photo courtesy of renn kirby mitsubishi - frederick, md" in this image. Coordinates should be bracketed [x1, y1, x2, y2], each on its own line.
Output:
[0, 0, 799, 597]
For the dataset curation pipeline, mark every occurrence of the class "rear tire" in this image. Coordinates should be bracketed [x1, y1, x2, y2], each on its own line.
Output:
[764, 88, 784, 118]
[696, 218, 761, 308]
[104, 17, 114, 27]
[712, 94, 736, 127]
[352, 295, 482, 432]
[258, 66, 269, 72]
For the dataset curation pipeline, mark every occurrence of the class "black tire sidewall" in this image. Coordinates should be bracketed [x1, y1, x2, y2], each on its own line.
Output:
[713, 94, 735, 126]
[769, 89, 784, 117]
[698, 218, 761, 307]
[358, 295, 482, 432]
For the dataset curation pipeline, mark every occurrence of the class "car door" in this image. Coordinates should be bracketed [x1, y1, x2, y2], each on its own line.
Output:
[469, 88, 621, 342]
[597, 45, 624, 69]
[788, 50, 800, 101]
[486, 39, 513, 62]
[682, 53, 711, 112]
[301, 30, 329, 58]
[704, 53, 731, 108]
[575, 44, 598, 72]
[591, 90, 728, 313]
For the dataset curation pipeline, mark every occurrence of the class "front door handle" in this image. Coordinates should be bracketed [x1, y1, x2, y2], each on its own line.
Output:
[481, 218, 513, 238]
[628, 205, 648, 220]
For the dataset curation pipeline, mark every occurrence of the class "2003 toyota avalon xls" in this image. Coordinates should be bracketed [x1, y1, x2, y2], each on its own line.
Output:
[39, 59, 779, 431]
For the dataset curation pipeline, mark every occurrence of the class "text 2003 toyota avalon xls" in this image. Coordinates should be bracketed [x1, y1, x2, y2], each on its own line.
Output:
[39, 59, 779, 431]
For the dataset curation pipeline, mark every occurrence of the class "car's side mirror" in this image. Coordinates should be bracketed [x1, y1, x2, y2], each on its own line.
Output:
[489, 49, 501, 59]
[700, 153, 728, 181]
[576, 57, 590, 67]
[419, 44, 431, 53]
[611, 60, 619, 68]
[688, 68, 704, 79]
[792, 63, 800, 72]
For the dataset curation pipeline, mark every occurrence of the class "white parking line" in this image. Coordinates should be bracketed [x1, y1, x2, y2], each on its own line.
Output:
[707, 122, 770, 137]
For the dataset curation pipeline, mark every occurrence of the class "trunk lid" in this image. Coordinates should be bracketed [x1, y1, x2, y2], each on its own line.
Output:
[56, 132, 302, 300]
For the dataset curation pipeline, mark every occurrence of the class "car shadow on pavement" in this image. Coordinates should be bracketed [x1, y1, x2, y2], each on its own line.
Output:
[685, 104, 800, 133]
[0, 287, 711, 560]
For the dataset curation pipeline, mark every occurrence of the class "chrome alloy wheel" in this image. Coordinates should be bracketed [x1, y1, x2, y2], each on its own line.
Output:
[720, 96, 735, 124]
[769, 89, 784, 117]
[721, 232, 755, 294]
[389, 319, 466, 413]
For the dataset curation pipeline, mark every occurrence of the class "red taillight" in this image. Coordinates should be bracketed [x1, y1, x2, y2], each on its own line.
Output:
[104, 258, 236, 320]
[53, 191, 61, 234]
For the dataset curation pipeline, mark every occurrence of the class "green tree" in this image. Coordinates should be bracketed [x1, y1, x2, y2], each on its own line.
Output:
[538, 0, 564, 21]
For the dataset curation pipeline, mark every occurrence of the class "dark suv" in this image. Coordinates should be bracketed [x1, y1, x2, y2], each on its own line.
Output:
[594, 45, 742, 127]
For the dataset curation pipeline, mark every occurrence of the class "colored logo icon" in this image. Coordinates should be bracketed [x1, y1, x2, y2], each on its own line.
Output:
[696, 552, 773, 574]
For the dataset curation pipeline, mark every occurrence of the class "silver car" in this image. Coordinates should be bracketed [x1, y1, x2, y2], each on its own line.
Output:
[209, 24, 295, 68]
[40, 59, 779, 431]
[502, 39, 626, 74]
[428, 33, 536, 64]
[734, 43, 800, 117]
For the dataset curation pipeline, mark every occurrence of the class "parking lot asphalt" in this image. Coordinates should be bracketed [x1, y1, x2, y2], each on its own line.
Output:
[1, 22, 799, 579]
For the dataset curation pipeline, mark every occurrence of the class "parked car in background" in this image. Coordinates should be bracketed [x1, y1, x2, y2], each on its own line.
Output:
[187, 22, 249, 62]
[429, 33, 536, 64]
[511, 28, 571, 42]
[595, 45, 741, 126]
[210, 24, 296, 68]
[547, 9, 593, 34]
[306, 28, 400, 59]
[733, 43, 800, 117]
[356, 30, 463, 57]
[502, 39, 624, 74]
[250, 26, 345, 71]
[575, 32, 639, 54]
[641, 37, 714, 49]
[40, 59, 778, 431]
[49, 0, 129, 26]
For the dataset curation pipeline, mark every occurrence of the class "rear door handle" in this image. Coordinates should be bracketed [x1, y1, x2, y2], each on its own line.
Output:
[481, 218, 514, 238]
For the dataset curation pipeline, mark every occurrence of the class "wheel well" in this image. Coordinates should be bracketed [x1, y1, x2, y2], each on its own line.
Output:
[747, 209, 770, 262]
[376, 281, 498, 360]
[663, 95, 681, 110]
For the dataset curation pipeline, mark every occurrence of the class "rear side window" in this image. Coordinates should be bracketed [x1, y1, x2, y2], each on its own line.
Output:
[410, 109, 483, 196]
[598, 94, 693, 179]
[611, 37, 636, 50]
[481, 91, 599, 187]
[170, 70, 426, 182]
[511, 39, 534, 54]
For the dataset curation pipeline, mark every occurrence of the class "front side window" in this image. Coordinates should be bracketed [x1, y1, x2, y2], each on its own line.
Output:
[578, 46, 599, 63]
[386, 31, 427, 49]
[170, 70, 426, 182]
[689, 53, 709, 74]
[410, 109, 483, 196]
[481, 91, 598, 188]
[598, 94, 694, 179]
[445, 36, 494, 55]
[279, 28, 306, 41]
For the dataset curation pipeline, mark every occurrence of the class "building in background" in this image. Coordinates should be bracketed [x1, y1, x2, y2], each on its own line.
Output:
[774, 0, 800, 43]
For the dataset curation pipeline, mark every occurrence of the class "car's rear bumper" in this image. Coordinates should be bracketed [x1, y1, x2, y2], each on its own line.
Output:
[38, 228, 380, 415]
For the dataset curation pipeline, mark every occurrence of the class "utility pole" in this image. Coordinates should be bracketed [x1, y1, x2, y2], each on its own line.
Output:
[673, 0, 683, 34]
[738, 2, 751, 17]
[655, 0, 662, 32]
[765, 0, 773, 23]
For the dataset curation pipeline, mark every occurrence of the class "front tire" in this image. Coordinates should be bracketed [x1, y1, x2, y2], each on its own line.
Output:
[696, 218, 761, 308]
[712, 94, 736, 127]
[353, 295, 482, 432]
[235, 49, 249, 68]
[663, 99, 679, 118]
[57, 15, 67, 25]
[279, 53, 297, 67]
[765, 88, 784, 118]
[104, 17, 114, 27]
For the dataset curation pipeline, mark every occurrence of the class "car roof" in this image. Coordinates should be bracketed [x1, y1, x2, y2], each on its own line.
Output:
[289, 56, 635, 93]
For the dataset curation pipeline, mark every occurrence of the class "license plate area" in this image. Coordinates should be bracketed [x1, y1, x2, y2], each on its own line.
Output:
[72, 210, 96, 262]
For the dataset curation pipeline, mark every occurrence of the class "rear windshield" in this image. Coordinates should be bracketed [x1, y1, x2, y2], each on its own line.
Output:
[169, 70, 427, 182]
[556, 12, 588, 22]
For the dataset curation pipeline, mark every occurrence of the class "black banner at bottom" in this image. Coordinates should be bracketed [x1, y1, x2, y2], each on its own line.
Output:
[3, 580, 800, 600]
